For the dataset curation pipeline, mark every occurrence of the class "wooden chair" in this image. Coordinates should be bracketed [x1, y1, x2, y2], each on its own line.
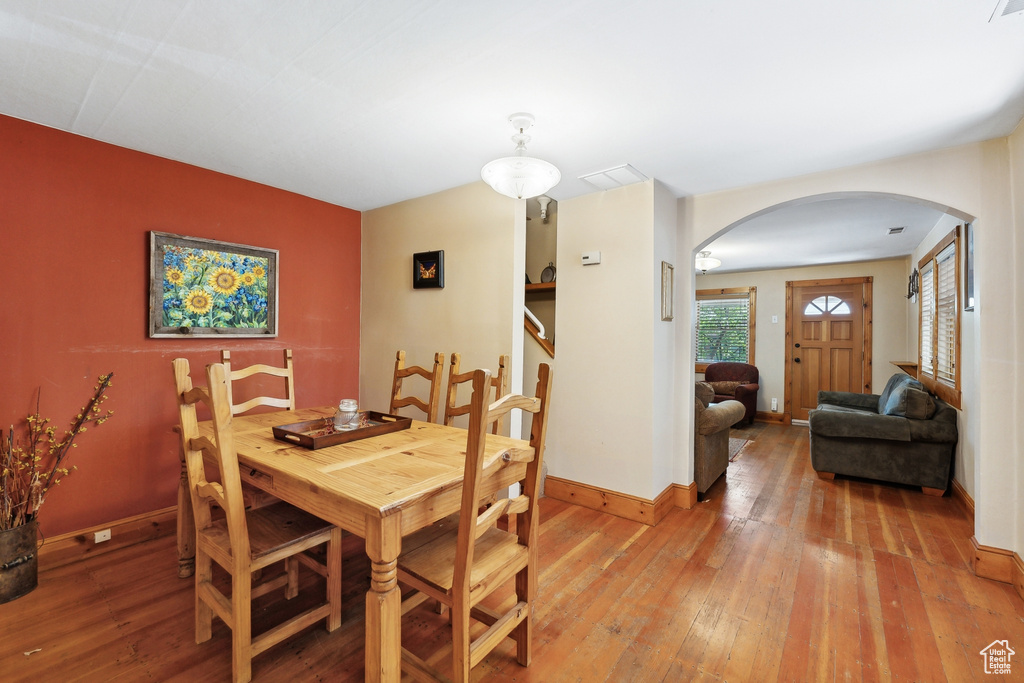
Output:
[398, 363, 552, 682]
[220, 349, 295, 415]
[177, 350, 295, 577]
[172, 359, 341, 683]
[442, 353, 510, 434]
[389, 350, 444, 422]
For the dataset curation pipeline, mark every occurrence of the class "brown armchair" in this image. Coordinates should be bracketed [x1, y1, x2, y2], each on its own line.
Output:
[694, 382, 746, 495]
[703, 362, 759, 425]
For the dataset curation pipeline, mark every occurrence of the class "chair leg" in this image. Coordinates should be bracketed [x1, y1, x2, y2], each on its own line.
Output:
[326, 527, 342, 632]
[285, 557, 299, 599]
[451, 597, 472, 683]
[195, 550, 214, 644]
[232, 568, 253, 683]
[513, 565, 534, 666]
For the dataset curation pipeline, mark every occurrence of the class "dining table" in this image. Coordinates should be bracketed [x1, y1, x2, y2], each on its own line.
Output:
[177, 406, 534, 683]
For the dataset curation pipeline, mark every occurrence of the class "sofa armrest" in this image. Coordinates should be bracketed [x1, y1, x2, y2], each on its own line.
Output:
[808, 408, 911, 441]
[733, 383, 759, 401]
[698, 400, 745, 434]
[816, 390, 880, 412]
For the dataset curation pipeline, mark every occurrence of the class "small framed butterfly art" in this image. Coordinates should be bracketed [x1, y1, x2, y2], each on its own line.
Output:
[412, 250, 444, 289]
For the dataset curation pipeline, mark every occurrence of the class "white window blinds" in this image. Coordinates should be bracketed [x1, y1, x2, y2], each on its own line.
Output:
[935, 242, 957, 385]
[920, 260, 935, 378]
[696, 294, 750, 364]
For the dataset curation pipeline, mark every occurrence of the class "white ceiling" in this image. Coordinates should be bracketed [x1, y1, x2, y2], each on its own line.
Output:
[698, 195, 951, 274]
[3, 1, 1024, 268]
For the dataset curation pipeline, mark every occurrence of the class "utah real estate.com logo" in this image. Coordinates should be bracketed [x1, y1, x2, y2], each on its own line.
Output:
[980, 640, 1015, 675]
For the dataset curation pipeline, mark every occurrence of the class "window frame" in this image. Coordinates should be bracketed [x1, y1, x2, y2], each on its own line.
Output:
[917, 226, 961, 408]
[695, 286, 756, 373]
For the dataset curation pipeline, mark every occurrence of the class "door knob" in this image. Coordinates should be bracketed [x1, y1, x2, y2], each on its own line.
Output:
[794, 357, 801, 363]
[794, 343, 801, 348]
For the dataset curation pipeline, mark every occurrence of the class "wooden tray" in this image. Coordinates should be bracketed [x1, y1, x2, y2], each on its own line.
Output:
[272, 411, 411, 449]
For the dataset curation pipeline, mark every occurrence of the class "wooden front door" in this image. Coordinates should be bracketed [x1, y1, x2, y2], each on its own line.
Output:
[787, 277, 872, 421]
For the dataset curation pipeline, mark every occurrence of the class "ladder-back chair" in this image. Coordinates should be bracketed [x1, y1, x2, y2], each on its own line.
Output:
[389, 350, 444, 422]
[220, 349, 295, 415]
[397, 363, 552, 682]
[442, 353, 510, 434]
[172, 359, 341, 683]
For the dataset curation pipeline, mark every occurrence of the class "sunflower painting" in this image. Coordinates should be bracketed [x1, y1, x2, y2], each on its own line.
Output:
[149, 232, 278, 337]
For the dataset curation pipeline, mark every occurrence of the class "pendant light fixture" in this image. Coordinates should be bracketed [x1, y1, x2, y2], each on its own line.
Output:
[695, 250, 722, 274]
[481, 112, 561, 200]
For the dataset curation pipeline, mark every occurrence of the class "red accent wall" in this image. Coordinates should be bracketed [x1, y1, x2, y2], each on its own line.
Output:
[0, 114, 362, 537]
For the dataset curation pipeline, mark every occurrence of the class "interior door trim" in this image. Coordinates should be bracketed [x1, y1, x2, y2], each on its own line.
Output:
[784, 276, 873, 422]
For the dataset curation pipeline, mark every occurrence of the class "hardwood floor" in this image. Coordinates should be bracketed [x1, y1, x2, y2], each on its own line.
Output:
[4, 423, 1023, 682]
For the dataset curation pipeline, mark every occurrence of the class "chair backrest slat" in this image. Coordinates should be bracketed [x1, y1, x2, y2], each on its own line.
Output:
[443, 353, 511, 433]
[220, 349, 295, 415]
[390, 350, 444, 422]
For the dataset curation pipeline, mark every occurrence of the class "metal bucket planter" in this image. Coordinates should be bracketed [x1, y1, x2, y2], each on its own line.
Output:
[0, 519, 38, 604]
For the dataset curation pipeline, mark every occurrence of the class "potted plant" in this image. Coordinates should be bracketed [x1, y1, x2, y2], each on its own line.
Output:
[1, 373, 113, 603]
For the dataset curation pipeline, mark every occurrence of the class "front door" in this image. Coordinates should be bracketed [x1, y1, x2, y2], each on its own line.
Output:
[787, 277, 872, 421]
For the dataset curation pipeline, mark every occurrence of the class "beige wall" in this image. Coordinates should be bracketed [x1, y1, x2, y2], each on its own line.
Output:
[1008, 121, 1024, 558]
[696, 257, 912, 411]
[550, 181, 664, 499]
[360, 182, 520, 421]
[679, 139, 1020, 555]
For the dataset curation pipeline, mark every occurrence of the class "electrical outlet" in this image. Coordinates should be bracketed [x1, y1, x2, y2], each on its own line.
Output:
[771, 398, 779, 412]
[94, 529, 111, 543]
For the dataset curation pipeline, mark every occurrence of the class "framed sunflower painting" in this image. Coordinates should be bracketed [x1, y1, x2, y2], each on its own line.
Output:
[149, 232, 279, 337]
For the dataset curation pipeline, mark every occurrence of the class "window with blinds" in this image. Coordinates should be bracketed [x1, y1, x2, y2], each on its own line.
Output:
[918, 227, 960, 407]
[920, 260, 934, 377]
[695, 287, 755, 369]
[935, 243, 957, 384]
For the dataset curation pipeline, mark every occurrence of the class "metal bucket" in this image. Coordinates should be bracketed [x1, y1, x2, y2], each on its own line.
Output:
[0, 519, 38, 604]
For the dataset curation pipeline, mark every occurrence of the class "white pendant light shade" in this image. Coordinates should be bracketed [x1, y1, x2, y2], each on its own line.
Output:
[695, 250, 722, 273]
[481, 113, 560, 200]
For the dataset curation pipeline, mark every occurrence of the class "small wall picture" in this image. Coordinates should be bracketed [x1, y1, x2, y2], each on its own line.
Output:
[149, 231, 278, 337]
[661, 261, 674, 321]
[413, 250, 444, 289]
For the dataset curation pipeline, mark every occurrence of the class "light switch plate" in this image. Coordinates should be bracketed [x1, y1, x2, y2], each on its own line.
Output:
[581, 250, 601, 265]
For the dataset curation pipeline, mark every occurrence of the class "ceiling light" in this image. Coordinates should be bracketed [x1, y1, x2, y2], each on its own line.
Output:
[481, 113, 560, 200]
[695, 251, 722, 274]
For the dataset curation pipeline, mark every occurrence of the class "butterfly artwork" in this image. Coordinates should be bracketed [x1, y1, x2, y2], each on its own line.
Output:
[412, 250, 445, 289]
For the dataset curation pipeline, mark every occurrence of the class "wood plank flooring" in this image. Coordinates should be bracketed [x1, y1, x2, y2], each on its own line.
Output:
[3, 423, 1023, 682]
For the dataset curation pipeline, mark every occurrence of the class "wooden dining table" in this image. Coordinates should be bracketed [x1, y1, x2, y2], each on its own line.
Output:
[177, 406, 533, 683]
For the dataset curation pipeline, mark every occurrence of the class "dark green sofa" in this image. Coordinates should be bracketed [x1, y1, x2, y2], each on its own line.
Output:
[808, 373, 958, 495]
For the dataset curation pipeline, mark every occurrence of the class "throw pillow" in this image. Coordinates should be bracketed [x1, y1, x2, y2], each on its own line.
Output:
[877, 374, 925, 414]
[695, 382, 715, 407]
[882, 385, 936, 419]
[709, 380, 743, 396]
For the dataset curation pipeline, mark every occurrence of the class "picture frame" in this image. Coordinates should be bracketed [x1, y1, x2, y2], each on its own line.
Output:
[412, 250, 444, 289]
[963, 222, 974, 311]
[149, 231, 279, 338]
[661, 261, 675, 321]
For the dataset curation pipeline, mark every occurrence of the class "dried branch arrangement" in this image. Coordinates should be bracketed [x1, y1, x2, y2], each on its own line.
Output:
[1, 373, 114, 530]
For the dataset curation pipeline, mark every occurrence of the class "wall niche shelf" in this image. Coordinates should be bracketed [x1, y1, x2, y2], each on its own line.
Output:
[525, 282, 555, 293]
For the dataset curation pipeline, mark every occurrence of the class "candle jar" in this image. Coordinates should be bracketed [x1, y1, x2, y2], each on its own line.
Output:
[334, 399, 359, 430]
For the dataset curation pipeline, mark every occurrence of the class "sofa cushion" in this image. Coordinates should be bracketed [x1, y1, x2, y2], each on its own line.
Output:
[877, 374, 924, 414]
[709, 380, 743, 396]
[882, 385, 936, 419]
[808, 408, 912, 441]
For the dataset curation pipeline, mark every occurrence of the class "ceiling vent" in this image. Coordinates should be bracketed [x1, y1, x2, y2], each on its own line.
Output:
[990, 0, 1024, 20]
[578, 164, 648, 191]
[888, 226, 906, 235]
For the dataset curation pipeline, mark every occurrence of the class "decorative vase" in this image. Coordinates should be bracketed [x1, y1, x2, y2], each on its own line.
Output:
[0, 519, 39, 604]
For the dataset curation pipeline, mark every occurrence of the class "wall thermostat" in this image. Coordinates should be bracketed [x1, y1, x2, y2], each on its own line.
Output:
[581, 251, 601, 266]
